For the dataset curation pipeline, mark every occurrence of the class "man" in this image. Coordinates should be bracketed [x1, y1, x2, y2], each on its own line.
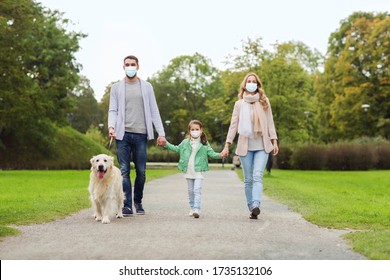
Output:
[108, 55, 166, 216]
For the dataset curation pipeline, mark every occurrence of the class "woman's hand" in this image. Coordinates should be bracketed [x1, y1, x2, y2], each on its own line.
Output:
[273, 141, 279, 156]
[221, 144, 230, 158]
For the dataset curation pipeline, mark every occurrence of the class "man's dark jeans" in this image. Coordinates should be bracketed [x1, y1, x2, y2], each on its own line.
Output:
[116, 132, 147, 208]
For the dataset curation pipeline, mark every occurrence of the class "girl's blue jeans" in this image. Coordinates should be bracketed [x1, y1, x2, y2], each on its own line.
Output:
[186, 178, 203, 211]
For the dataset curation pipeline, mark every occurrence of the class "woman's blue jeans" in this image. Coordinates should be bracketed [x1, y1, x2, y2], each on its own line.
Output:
[239, 150, 269, 210]
[116, 132, 147, 208]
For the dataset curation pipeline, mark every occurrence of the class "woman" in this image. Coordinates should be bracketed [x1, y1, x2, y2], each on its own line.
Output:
[221, 73, 279, 219]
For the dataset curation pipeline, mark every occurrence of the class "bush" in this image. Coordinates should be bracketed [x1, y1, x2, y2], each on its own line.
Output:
[324, 144, 373, 170]
[292, 145, 325, 170]
[374, 143, 390, 169]
[276, 146, 293, 169]
[147, 146, 179, 163]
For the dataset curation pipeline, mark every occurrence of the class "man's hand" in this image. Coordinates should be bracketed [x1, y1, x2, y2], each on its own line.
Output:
[157, 136, 166, 146]
[108, 127, 116, 138]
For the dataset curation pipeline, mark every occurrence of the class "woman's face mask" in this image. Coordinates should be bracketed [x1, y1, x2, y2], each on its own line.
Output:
[245, 83, 257, 93]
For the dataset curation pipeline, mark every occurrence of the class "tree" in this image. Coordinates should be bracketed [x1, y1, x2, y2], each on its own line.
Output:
[315, 12, 390, 140]
[68, 76, 103, 134]
[98, 83, 115, 137]
[148, 53, 223, 143]
[221, 38, 322, 144]
[0, 0, 85, 155]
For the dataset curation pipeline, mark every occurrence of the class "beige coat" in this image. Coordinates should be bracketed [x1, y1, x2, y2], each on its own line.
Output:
[226, 98, 278, 156]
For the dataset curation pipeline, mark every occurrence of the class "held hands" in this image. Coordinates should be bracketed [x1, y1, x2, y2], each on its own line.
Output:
[220, 145, 229, 159]
[157, 136, 167, 147]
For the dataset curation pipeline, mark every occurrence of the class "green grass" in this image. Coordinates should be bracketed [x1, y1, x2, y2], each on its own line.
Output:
[237, 169, 390, 259]
[0, 169, 178, 239]
[263, 170, 390, 230]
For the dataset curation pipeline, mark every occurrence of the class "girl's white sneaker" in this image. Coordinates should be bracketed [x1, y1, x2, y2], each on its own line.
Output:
[188, 210, 194, 216]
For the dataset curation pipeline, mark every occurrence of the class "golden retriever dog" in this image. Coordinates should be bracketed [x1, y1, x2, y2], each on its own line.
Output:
[88, 154, 124, 224]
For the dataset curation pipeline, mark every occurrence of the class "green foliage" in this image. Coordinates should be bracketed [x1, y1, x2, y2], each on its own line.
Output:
[147, 145, 180, 163]
[68, 76, 104, 133]
[315, 12, 390, 140]
[0, 0, 86, 164]
[98, 82, 115, 135]
[0, 124, 111, 169]
[223, 38, 322, 143]
[2, 5, 388, 170]
[149, 53, 224, 144]
[86, 125, 108, 147]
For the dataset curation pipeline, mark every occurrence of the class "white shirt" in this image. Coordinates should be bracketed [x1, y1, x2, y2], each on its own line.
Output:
[184, 138, 204, 179]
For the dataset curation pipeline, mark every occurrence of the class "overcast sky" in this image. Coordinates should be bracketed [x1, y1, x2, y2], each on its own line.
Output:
[36, 0, 389, 101]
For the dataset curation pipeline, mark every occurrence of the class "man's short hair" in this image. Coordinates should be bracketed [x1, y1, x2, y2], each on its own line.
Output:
[123, 55, 139, 64]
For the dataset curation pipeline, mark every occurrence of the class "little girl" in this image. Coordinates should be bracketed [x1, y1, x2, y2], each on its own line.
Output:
[164, 120, 223, 218]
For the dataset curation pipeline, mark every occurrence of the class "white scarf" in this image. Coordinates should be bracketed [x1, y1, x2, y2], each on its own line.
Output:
[238, 93, 262, 138]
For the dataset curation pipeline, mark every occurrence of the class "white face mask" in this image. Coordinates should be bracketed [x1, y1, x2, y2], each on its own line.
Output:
[190, 131, 201, 138]
[125, 66, 137, 78]
[245, 83, 257, 92]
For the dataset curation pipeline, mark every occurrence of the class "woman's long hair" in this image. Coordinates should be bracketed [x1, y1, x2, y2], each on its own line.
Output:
[238, 72, 269, 110]
[187, 120, 208, 145]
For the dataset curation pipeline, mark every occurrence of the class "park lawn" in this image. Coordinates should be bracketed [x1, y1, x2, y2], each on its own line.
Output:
[256, 169, 390, 260]
[0, 169, 178, 239]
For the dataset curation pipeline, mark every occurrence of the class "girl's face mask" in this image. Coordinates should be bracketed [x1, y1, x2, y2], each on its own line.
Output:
[190, 131, 201, 138]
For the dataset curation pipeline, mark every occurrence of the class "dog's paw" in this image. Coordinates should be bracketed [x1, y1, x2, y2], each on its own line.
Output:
[102, 217, 110, 224]
[116, 213, 123, 219]
[95, 216, 102, 221]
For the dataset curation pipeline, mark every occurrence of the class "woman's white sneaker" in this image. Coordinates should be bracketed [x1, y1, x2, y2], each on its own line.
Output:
[193, 210, 200, 218]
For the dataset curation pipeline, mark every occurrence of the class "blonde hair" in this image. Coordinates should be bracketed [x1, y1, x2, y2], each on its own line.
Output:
[238, 72, 269, 110]
[187, 120, 208, 145]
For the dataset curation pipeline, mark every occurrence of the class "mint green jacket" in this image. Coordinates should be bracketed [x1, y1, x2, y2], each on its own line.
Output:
[165, 139, 221, 173]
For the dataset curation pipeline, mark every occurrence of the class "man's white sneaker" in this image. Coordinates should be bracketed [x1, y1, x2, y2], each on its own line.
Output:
[188, 210, 194, 216]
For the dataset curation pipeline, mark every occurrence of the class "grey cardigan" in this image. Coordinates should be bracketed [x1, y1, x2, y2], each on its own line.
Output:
[108, 78, 165, 140]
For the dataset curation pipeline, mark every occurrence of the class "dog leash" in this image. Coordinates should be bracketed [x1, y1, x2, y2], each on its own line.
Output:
[108, 136, 114, 151]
